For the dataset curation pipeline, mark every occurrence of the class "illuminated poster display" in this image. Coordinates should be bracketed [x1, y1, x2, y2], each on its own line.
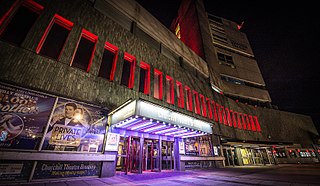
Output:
[0, 83, 56, 149]
[42, 98, 108, 152]
[105, 132, 120, 151]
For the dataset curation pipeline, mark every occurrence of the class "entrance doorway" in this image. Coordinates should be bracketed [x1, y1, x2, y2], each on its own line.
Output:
[143, 139, 160, 172]
[162, 141, 174, 170]
[116, 136, 141, 174]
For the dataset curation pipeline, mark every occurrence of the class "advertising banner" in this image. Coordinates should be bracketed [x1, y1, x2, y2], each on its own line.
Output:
[0, 83, 56, 149]
[105, 132, 120, 151]
[33, 161, 101, 179]
[42, 98, 108, 152]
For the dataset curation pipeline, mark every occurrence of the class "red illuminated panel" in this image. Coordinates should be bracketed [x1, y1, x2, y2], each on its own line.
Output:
[193, 90, 200, 115]
[200, 94, 206, 117]
[166, 75, 174, 104]
[249, 115, 256, 131]
[216, 103, 222, 123]
[225, 108, 232, 127]
[221, 106, 227, 125]
[240, 113, 246, 130]
[244, 114, 251, 131]
[212, 101, 218, 122]
[185, 86, 192, 112]
[70, 29, 98, 72]
[139, 62, 150, 95]
[230, 110, 238, 128]
[98, 42, 119, 81]
[154, 69, 163, 100]
[120, 52, 136, 89]
[253, 116, 261, 132]
[176, 81, 184, 108]
[206, 98, 212, 119]
[36, 14, 73, 60]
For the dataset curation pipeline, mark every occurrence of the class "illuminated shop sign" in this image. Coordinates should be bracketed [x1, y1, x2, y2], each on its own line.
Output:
[136, 101, 212, 134]
[110, 100, 136, 125]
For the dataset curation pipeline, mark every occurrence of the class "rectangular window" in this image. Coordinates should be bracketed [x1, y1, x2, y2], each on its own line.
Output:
[221, 106, 227, 125]
[225, 108, 232, 127]
[200, 94, 206, 117]
[0, 0, 43, 45]
[193, 91, 200, 115]
[165, 75, 174, 104]
[154, 69, 163, 100]
[121, 53, 136, 88]
[212, 101, 218, 122]
[176, 81, 184, 108]
[231, 111, 239, 128]
[216, 103, 222, 123]
[98, 42, 118, 81]
[244, 114, 251, 130]
[249, 115, 256, 131]
[217, 52, 234, 66]
[0, 0, 19, 27]
[71, 29, 98, 72]
[206, 98, 212, 119]
[254, 116, 261, 132]
[185, 86, 192, 111]
[36, 14, 73, 60]
[240, 113, 247, 130]
[139, 62, 150, 94]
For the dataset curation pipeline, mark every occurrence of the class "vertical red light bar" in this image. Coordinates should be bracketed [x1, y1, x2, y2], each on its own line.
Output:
[221, 106, 227, 125]
[166, 75, 174, 104]
[154, 69, 163, 100]
[200, 94, 206, 117]
[206, 98, 212, 119]
[185, 86, 192, 111]
[253, 116, 261, 132]
[124, 53, 136, 89]
[231, 111, 236, 128]
[193, 90, 200, 115]
[105, 42, 119, 81]
[176, 81, 184, 108]
[249, 115, 256, 131]
[140, 61, 150, 94]
[244, 114, 251, 131]
[212, 101, 218, 122]
[216, 103, 222, 123]
[226, 108, 232, 127]
[240, 113, 246, 130]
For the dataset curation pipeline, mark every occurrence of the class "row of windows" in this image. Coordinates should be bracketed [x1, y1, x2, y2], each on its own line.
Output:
[0, 0, 261, 132]
[221, 75, 266, 90]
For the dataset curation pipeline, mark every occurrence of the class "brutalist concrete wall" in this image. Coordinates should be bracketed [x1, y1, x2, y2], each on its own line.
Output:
[0, 0, 213, 124]
[0, 0, 318, 150]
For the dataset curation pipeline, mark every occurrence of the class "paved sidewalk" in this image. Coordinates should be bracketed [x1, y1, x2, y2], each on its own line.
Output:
[2, 164, 320, 186]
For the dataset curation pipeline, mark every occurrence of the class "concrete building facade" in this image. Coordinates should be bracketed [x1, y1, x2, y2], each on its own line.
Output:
[0, 0, 318, 183]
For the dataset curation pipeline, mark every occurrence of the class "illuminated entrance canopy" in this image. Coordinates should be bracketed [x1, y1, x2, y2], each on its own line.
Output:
[110, 100, 213, 138]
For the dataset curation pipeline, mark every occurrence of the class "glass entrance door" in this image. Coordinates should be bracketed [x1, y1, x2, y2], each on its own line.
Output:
[162, 141, 174, 170]
[116, 136, 141, 174]
[143, 139, 160, 172]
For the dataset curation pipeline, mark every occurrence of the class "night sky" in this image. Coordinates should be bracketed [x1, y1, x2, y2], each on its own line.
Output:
[136, 0, 320, 133]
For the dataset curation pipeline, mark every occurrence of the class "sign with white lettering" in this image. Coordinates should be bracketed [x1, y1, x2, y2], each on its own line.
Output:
[136, 101, 212, 134]
[111, 100, 136, 125]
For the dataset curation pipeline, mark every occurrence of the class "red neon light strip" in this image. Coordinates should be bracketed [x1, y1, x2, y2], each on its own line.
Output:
[140, 61, 150, 95]
[200, 94, 206, 117]
[240, 113, 246, 130]
[154, 69, 163, 100]
[0, 0, 19, 27]
[249, 115, 256, 131]
[124, 52, 136, 89]
[254, 116, 261, 132]
[244, 114, 251, 131]
[105, 42, 118, 81]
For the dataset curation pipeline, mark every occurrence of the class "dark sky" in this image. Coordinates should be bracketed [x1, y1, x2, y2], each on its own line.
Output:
[136, 0, 320, 133]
